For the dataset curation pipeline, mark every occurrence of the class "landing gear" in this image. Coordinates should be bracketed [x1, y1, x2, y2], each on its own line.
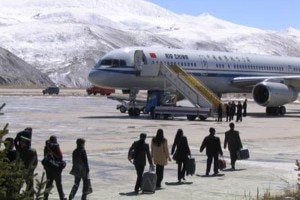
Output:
[127, 89, 141, 117]
[266, 106, 286, 115]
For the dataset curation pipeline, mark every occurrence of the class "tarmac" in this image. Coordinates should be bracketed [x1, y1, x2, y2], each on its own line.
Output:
[0, 89, 300, 200]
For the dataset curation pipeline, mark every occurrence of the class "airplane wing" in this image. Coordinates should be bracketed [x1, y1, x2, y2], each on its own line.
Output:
[231, 76, 300, 90]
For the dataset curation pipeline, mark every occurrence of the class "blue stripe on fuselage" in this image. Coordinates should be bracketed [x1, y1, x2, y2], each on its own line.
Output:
[94, 66, 283, 78]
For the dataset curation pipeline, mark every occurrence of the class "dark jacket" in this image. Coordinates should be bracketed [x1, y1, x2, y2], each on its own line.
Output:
[200, 134, 223, 156]
[70, 147, 89, 178]
[171, 137, 181, 155]
[43, 141, 64, 178]
[129, 139, 152, 166]
[19, 146, 38, 170]
[173, 136, 191, 163]
[224, 130, 243, 151]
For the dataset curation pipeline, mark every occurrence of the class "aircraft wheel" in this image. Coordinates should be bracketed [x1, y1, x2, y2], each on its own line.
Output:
[187, 115, 196, 121]
[273, 107, 279, 115]
[120, 106, 127, 113]
[142, 107, 148, 114]
[133, 108, 140, 116]
[279, 106, 286, 115]
[199, 116, 207, 121]
[163, 114, 170, 120]
[128, 108, 134, 116]
[150, 107, 156, 119]
[266, 107, 272, 115]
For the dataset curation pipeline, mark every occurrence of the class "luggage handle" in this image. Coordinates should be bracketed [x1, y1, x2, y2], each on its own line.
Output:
[149, 165, 155, 172]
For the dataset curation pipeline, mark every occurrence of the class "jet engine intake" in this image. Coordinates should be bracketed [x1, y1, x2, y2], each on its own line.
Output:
[252, 82, 298, 107]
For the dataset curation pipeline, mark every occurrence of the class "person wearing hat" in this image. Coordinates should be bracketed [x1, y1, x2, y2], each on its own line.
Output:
[19, 135, 38, 197]
[128, 133, 153, 194]
[14, 127, 32, 151]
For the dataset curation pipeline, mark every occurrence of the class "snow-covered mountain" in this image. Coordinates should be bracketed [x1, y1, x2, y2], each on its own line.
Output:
[0, 0, 300, 88]
[0, 47, 54, 87]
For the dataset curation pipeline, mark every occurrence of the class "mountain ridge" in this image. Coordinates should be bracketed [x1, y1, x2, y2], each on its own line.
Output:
[0, 0, 299, 88]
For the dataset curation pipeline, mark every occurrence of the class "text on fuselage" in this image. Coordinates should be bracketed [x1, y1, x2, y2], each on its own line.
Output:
[165, 53, 189, 60]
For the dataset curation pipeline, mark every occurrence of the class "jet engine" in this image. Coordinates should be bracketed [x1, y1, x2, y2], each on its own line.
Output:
[252, 82, 298, 107]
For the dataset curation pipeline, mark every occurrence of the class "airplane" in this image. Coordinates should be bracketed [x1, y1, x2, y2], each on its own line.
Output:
[88, 46, 300, 116]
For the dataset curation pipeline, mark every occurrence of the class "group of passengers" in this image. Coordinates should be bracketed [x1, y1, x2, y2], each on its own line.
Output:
[128, 122, 243, 194]
[218, 99, 247, 122]
[2, 122, 243, 198]
[2, 127, 90, 200]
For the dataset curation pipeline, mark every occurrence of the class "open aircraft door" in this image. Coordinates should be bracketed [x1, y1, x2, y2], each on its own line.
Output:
[134, 50, 160, 77]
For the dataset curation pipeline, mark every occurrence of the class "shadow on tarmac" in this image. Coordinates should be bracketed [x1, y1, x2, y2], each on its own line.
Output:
[196, 174, 225, 178]
[119, 191, 139, 196]
[165, 181, 193, 186]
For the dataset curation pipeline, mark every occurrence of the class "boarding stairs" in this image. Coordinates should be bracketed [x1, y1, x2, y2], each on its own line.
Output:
[158, 64, 223, 114]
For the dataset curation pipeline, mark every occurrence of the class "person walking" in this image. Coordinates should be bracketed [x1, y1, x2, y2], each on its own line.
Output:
[230, 101, 236, 121]
[43, 136, 67, 200]
[224, 123, 243, 170]
[128, 133, 153, 194]
[171, 129, 191, 182]
[18, 136, 38, 198]
[69, 138, 91, 200]
[200, 127, 223, 176]
[217, 103, 223, 122]
[151, 129, 171, 188]
[243, 99, 248, 117]
[225, 102, 231, 122]
[4, 137, 17, 162]
[14, 127, 32, 151]
[236, 101, 243, 122]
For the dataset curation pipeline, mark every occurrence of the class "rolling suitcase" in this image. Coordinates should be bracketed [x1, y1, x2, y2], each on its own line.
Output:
[141, 171, 157, 193]
[186, 157, 196, 176]
[237, 149, 249, 160]
[218, 157, 226, 170]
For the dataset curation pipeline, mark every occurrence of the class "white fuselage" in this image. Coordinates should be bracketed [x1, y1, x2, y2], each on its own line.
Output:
[88, 47, 300, 95]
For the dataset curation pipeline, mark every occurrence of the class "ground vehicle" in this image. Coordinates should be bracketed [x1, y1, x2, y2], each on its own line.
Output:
[145, 90, 210, 120]
[116, 100, 147, 115]
[86, 86, 115, 96]
[42, 87, 59, 95]
[108, 90, 210, 120]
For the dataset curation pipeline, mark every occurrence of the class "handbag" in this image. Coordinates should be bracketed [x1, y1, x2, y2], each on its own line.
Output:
[84, 173, 93, 195]
[42, 154, 66, 170]
[128, 148, 135, 161]
[86, 178, 93, 194]
[70, 163, 86, 178]
[218, 157, 226, 170]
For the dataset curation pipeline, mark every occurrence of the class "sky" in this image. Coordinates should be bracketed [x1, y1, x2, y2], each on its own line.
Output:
[147, 0, 299, 31]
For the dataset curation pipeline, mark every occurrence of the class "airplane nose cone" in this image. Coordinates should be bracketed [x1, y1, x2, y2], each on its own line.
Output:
[88, 69, 99, 85]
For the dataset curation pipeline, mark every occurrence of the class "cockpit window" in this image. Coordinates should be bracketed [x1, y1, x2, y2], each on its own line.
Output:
[101, 59, 112, 66]
[112, 59, 119, 67]
[120, 60, 126, 66]
[99, 59, 127, 67]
